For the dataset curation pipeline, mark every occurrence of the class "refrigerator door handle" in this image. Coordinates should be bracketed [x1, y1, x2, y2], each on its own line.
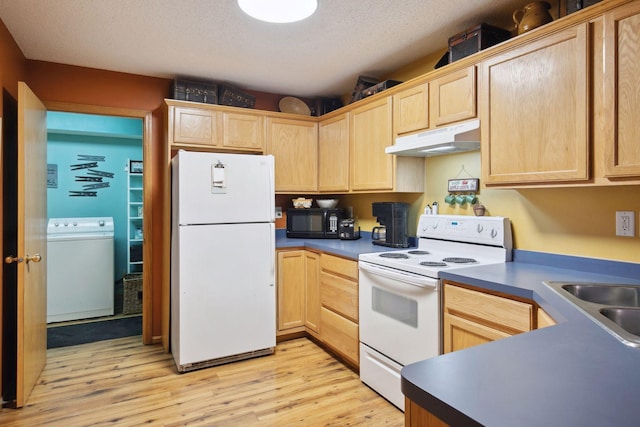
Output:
[269, 224, 275, 286]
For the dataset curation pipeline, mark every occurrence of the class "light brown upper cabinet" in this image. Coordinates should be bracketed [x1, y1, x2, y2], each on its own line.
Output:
[393, 66, 476, 137]
[318, 112, 350, 192]
[170, 105, 217, 147]
[393, 82, 429, 136]
[479, 24, 590, 186]
[166, 100, 265, 153]
[350, 97, 395, 191]
[266, 116, 318, 193]
[429, 66, 477, 127]
[603, 2, 640, 178]
[220, 111, 264, 151]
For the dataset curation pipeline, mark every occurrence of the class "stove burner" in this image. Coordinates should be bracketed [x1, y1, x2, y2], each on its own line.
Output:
[408, 250, 430, 255]
[420, 261, 447, 267]
[442, 257, 478, 264]
[379, 252, 410, 259]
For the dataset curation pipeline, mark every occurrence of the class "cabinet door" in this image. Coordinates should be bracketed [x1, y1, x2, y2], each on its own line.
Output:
[394, 82, 429, 135]
[266, 117, 318, 192]
[172, 106, 217, 146]
[350, 97, 393, 191]
[405, 398, 451, 427]
[603, 2, 640, 178]
[480, 24, 590, 185]
[443, 313, 511, 353]
[304, 251, 321, 334]
[277, 250, 305, 332]
[430, 66, 476, 127]
[537, 307, 556, 329]
[318, 113, 350, 192]
[221, 111, 264, 151]
[443, 283, 532, 353]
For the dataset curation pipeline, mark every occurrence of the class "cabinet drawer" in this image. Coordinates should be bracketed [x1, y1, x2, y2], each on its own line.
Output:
[444, 284, 532, 333]
[320, 253, 358, 280]
[320, 307, 359, 366]
[320, 272, 358, 322]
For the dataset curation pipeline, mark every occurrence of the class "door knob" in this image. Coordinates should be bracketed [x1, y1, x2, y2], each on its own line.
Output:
[25, 254, 42, 264]
[4, 255, 24, 264]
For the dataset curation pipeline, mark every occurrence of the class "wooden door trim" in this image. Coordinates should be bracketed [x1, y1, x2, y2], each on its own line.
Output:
[43, 101, 154, 345]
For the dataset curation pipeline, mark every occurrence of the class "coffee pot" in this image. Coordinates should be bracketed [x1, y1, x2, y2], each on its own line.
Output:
[513, 1, 553, 35]
[372, 226, 386, 243]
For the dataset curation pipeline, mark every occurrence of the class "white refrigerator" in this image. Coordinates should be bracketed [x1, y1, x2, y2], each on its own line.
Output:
[171, 150, 276, 373]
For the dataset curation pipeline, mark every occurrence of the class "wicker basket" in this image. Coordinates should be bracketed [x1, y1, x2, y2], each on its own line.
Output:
[123, 273, 143, 315]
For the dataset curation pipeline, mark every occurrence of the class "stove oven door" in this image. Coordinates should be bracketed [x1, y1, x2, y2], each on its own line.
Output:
[358, 261, 440, 366]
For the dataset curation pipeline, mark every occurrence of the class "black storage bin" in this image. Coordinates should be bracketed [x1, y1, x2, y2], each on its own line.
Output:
[360, 80, 403, 99]
[448, 23, 511, 63]
[171, 78, 218, 104]
[562, 0, 602, 16]
[218, 84, 256, 108]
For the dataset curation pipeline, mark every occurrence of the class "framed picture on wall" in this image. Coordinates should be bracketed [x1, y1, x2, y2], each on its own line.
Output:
[129, 160, 143, 174]
[47, 164, 58, 188]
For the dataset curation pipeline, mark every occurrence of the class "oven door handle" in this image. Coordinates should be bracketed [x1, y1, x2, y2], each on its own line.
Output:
[359, 262, 438, 289]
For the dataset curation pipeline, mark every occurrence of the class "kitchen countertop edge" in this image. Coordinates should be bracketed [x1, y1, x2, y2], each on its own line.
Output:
[275, 229, 416, 260]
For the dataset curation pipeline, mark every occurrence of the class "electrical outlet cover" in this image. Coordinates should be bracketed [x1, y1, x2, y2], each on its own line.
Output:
[615, 211, 634, 237]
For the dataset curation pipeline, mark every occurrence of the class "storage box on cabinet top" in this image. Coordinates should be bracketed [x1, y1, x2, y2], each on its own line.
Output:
[561, 0, 602, 16]
[360, 80, 403, 99]
[218, 84, 256, 108]
[171, 78, 218, 104]
[448, 23, 511, 63]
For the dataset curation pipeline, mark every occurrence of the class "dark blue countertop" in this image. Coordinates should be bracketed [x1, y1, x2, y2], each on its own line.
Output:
[401, 250, 640, 427]
[275, 229, 416, 260]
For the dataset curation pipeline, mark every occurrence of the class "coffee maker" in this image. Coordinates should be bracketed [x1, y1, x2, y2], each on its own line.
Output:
[371, 202, 409, 248]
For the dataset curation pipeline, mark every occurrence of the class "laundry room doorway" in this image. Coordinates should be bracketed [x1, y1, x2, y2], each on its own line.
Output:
[44, 106, 151, 348]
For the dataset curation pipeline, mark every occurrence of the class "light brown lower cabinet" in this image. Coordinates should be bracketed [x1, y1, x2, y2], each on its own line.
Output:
[304, 251, 321, 336]
[276, 250, 359, 367]
[320, 253, 359, 367]
[443, 282, 533, 353]
[537, 306, 557, 328]
[405, 398, 451, 427]
[276, 250, 307, 334]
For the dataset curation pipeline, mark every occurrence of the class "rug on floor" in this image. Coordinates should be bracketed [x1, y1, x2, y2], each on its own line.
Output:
[47, 316, 142, 349]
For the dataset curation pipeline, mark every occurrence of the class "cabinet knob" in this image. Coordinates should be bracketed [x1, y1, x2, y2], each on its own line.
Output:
[4, 255, 23, 264]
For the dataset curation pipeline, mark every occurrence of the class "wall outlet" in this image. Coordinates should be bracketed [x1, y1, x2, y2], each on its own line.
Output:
[615, 211, 634, 237]
[275, 207, 283, 219]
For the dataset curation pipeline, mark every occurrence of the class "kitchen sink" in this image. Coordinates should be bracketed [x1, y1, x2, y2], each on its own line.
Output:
[545, 281, 640, 348]
[562, 284, 640, 307]
[600, 307, 640, 337]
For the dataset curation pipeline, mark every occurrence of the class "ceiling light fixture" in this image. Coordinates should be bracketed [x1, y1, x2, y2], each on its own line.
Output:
[237, 0, 318, 23]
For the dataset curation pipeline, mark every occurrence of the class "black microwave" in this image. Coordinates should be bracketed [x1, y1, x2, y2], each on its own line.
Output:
[286, 208, 342, 239]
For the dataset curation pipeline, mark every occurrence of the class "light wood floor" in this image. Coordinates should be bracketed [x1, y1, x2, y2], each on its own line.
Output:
[0, 336, 403, 426]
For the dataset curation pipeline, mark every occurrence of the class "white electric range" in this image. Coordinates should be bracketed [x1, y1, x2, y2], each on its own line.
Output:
[358, 214, 512, 410]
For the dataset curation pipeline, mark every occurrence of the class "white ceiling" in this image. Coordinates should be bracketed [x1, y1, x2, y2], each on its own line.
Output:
[0, 0, 535, 98]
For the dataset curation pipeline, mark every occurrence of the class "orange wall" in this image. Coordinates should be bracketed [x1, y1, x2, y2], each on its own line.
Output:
[0, 18, 27, 113]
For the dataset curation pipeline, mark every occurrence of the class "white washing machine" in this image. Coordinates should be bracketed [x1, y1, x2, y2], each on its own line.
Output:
[47, 217, 115, 323]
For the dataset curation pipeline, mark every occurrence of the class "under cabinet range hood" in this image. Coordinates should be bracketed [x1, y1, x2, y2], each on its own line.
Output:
[386, 119, 480, 157]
